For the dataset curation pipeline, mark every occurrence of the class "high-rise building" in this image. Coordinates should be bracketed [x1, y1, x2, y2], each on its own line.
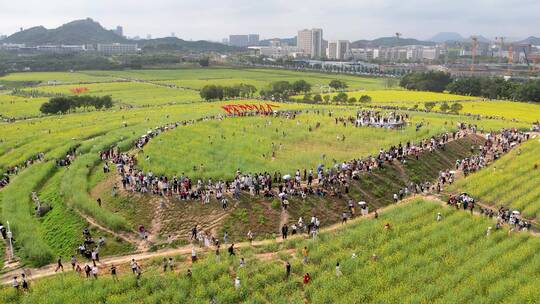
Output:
[327, 40, 350, 60]
[248, 34, 260, 45]
[297, 28, 323, 58]
[114, 26, 124, 37]
[229, 35, 249, 47]
[228, 34, 262, 47]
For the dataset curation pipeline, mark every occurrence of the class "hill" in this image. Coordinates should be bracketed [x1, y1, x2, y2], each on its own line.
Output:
[450, 139, 540, 220]
[518, 36, 540, 45]
[139, 37, 239, 52]
[4, 18, 126, 45]
[430, 32, 465, 43]
[351, 37, 435, 48]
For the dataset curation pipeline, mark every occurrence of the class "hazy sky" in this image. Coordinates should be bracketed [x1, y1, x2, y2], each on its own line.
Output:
[1, 0, 539, 41]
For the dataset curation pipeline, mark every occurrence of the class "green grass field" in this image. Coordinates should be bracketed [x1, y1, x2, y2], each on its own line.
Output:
[86, 68, 386, 90]
[0, 66, 538, 281]
[450, 138, 540, 220]
[0, 71, 116, 84]
[0, 93, 48, 118]
[1, 199, 538, 303]
[22, 81, 202, 107]
[137, 109, 526, 180]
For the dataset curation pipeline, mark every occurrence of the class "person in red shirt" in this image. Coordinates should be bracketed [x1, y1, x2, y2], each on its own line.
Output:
[303, 273, 311, 284]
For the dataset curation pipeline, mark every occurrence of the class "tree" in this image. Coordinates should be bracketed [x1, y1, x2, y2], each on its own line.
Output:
[198, 57, 210, 67]
[329, 79, 348, 91]
[348, 97, 357, 104]
[313, 94, 323, 103]
[424, 101, 436, 111]
[200, 85, 224, 101]
[238, 84, 257, 98]
[450, 102, 463, 114]
[359, 95, 372, 103]
[400, 71, 451, 92]
[323, 95, 331, 103]
[384, 78, 398, 89]
[292, 80, 312, 94]
[303, 93, 312, 101]
[332, 92, 348, 103]
[39, 95, 113, 114]
[439, 102, 450, 112]
[515, 80, 540, 102]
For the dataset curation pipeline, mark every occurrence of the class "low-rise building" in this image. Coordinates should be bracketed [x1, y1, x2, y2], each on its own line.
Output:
[96, 43, 139, 54]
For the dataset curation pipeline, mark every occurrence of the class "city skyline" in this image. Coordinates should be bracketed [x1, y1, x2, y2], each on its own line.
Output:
[1, 0, 539, 42]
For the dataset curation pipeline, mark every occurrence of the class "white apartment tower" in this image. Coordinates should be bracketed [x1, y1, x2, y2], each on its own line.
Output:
[327, 40, 350, 60]
[297, 28, 323, 58]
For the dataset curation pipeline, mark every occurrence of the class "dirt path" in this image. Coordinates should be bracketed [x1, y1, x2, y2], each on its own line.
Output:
[279, 207, 289, 230]
[2, 190, 536, 286]
[0, 197, 408, 285]
[74, 209, 143, 250]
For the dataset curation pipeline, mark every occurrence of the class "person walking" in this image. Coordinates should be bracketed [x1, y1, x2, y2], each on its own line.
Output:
[247, 230, 254, 244]
[335, 262, 342, 277]
[110, 264, 118, 282]
[21, 273, 29, 292]
[281, 224, 288, 240]
[55, 256, 64, 272]
[12, 276, 19, 291]
[285, 261, 291, 278]
[70, 255, 77, 270]
[91, 265, 99, 279]
[302, 246, 308, 264]
[191, 247, 198, 263]
[168, 257, 174, 271]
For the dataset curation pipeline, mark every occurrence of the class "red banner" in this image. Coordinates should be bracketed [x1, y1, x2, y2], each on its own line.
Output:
[70, 87, 89, 94]
[221, 103, 279, 115]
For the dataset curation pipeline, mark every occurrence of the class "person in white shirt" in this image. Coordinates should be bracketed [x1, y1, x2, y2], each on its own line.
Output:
[234, 277, 241, 290]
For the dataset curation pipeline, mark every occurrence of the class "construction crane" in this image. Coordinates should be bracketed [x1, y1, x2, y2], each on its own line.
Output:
[470, 36, 478, 72]
[520, 44, 533, 74]
[495, 36, 505, 63]
[507, 44, 513, 76]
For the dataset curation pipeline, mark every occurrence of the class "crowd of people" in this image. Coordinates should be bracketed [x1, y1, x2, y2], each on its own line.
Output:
[1, 152, 45, 190]
[352, 110, 407, 128]
[100, 109, 477, 209]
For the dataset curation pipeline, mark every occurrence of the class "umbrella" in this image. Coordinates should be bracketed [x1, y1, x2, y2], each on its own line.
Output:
[358, 201, 367, 206]
[283, 174, 291, 180]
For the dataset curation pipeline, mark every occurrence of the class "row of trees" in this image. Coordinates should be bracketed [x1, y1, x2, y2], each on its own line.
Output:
[259, 80, 313, 100]
[40, 95, 113, 114]
[199, 78, 351, 102]
[423, 101, 463, 114]
[400, 71, 452, 93]
[447, 77, 540, 102]
[401, 71, 540, 102]
[199, 83, 257, 101]
[303, 92, 372, 104]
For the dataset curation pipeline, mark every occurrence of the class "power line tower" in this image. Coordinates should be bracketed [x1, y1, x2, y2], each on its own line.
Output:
[507, 43, 513, 76]
[470, 36, 478, 72]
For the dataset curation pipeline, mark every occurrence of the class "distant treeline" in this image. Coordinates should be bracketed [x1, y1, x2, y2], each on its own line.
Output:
[200, 79, 359, 102]
[200, 83, 257, 101]
[40, 95, 113, 114]
[401, 71, 540, 102]
[0, 52, 214, 74]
